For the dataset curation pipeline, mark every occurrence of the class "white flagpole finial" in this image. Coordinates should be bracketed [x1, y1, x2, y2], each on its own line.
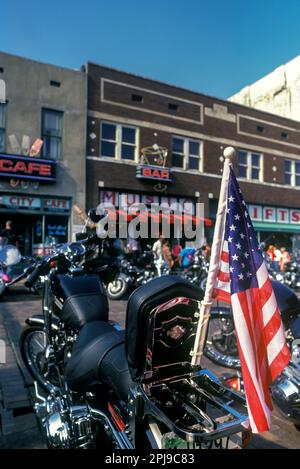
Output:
[223, 146, 236, 161]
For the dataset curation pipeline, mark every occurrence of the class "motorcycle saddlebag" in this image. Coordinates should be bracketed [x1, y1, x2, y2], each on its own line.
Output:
[126, 275, 204, 381]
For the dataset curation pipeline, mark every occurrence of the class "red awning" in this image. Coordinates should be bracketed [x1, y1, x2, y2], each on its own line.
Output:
[106, 208, 212, 227]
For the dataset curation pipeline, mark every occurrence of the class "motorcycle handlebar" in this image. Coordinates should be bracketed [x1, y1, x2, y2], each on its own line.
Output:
[25, 265, 42, 288]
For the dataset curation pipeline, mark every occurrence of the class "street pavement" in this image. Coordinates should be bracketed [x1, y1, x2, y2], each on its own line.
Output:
[0, 283, 299, 449]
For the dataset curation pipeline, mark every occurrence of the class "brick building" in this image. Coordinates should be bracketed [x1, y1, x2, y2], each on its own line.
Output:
[0, 52, 87, 255]
[85, 62, 300, 249]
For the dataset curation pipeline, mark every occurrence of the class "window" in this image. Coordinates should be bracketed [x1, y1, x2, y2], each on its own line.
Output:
[100, 121, 137, 161]
[238, 150, 262, 181]
[256, 125, 264, 133]
[171, 136, 201, 171]
[42, 109, 63, 160]
[281, 131, 289, 140]
[50, 80, 61, 87]
[168, 103, 178, 111]
[131, 94, 143, 102]
[0, 103, 6, 152]
[285, 159, 300, 187]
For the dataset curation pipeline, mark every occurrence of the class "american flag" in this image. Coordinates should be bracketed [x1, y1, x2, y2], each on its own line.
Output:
[213, 167, 291, 433]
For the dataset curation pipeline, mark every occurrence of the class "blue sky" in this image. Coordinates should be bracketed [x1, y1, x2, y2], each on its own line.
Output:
[2, 0, 300, 98]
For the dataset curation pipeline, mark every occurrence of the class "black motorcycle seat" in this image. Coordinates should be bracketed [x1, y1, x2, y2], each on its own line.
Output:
[65, 321, 133, 402]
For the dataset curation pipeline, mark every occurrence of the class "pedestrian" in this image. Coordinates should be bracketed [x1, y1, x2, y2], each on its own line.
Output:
[162, 239, 174, 269]
[152, 234, 164, 276]
[202, 244, 211, 261]
[280, 247, 291, 272]
[152, 234, 164, 260]
[273, 246, 282, 272]
[126, 237, 141, 264]
[172, 240, 182, 267]
[180, 244, 197, 271]
[0, 221, 18, 246]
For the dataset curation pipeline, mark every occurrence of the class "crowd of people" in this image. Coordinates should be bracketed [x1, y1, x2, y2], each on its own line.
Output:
[133, 234, 211, 271]
[266, 245, 292, 272]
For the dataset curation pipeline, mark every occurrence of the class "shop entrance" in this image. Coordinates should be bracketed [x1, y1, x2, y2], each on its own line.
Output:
[0, 212, 69, 256]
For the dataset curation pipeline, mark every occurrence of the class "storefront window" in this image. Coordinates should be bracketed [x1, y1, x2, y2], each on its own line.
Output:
[285, 159, 300, 187]
[171, 136, 201, 171]
[0, 102, 6, 152]
[100, 121, 137, 161]
[42, 109, 63, 160]
[238, 150, 262, 181]
[45, 215, 68, 246]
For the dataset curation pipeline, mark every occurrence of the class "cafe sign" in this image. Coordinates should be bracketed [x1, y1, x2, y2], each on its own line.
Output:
[0, 153, 56, 183]
[249, 204, 300, 224]
[136, 164, 172, 183]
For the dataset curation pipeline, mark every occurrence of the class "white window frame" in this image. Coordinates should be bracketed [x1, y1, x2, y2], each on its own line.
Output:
[100, 121, 139, 163]
[171, 136, 203, 172]
[237, 149, 263, 182]
[285, 159, 300, 187]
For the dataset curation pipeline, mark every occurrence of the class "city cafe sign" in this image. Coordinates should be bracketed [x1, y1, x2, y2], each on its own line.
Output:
[0, 153, 56, 183]
[249, 204, 300, 224]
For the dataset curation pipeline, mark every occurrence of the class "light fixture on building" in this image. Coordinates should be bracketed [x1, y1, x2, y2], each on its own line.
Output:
[98, 181, 104, 187]
[208, 193, 214, 199]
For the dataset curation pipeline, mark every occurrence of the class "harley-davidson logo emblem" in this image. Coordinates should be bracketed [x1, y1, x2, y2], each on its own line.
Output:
[166, 325, 186, 340]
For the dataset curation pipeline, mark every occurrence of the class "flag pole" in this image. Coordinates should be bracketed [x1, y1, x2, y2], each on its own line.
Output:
[191, 146, 235, 366]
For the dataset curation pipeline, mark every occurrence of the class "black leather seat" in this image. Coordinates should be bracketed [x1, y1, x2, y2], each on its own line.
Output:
[65, 321, 133, 402]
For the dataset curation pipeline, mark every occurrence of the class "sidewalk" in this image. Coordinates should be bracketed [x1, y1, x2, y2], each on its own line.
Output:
[0, 285, 299, 449]
[0, 297, 45, 448]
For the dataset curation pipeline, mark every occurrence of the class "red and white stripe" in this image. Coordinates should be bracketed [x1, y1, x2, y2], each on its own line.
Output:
[213, 242, 290, 433]
[213, 240, 231, 303]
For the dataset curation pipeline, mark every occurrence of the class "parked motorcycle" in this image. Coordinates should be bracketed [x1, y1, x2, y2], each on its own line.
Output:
[273, 261, 300, 290]
[204, 280, 300, 429]
[19, 211, 250, 449]
[107, 249, 166, 300]
[178, 249, 209, 291]
[0, 244, 38, 298]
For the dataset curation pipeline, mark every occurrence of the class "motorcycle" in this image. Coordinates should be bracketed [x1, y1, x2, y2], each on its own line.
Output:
[204, 280, 300, 429]
[0, 244, 38, 298]
[179, 250, 209, 291]
[19, 210, 250, 450]
[107, 249, 166, 300]
[274, 261, 300, 290]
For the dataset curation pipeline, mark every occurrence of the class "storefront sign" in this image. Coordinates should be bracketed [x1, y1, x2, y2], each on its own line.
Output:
[0, 195, 41, 209]
[136, 165, 172, 183]
[99, 190, 195, 215]
[44, 198, 70, 211]
[0, 153, 56, 183]
[249, 204, 300, 225]
[0, 194, 71, 213]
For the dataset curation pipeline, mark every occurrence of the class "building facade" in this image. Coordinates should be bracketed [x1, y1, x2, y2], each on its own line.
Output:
[229, 55, 300, 123]
[85, 62, 300, 249]
[0, 52, 87, 255]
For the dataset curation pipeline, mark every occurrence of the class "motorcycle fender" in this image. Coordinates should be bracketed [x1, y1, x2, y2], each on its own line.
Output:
[25, 314, 59, 331]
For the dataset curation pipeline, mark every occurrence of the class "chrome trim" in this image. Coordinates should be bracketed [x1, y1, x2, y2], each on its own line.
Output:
[89, 406, 134, 449]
